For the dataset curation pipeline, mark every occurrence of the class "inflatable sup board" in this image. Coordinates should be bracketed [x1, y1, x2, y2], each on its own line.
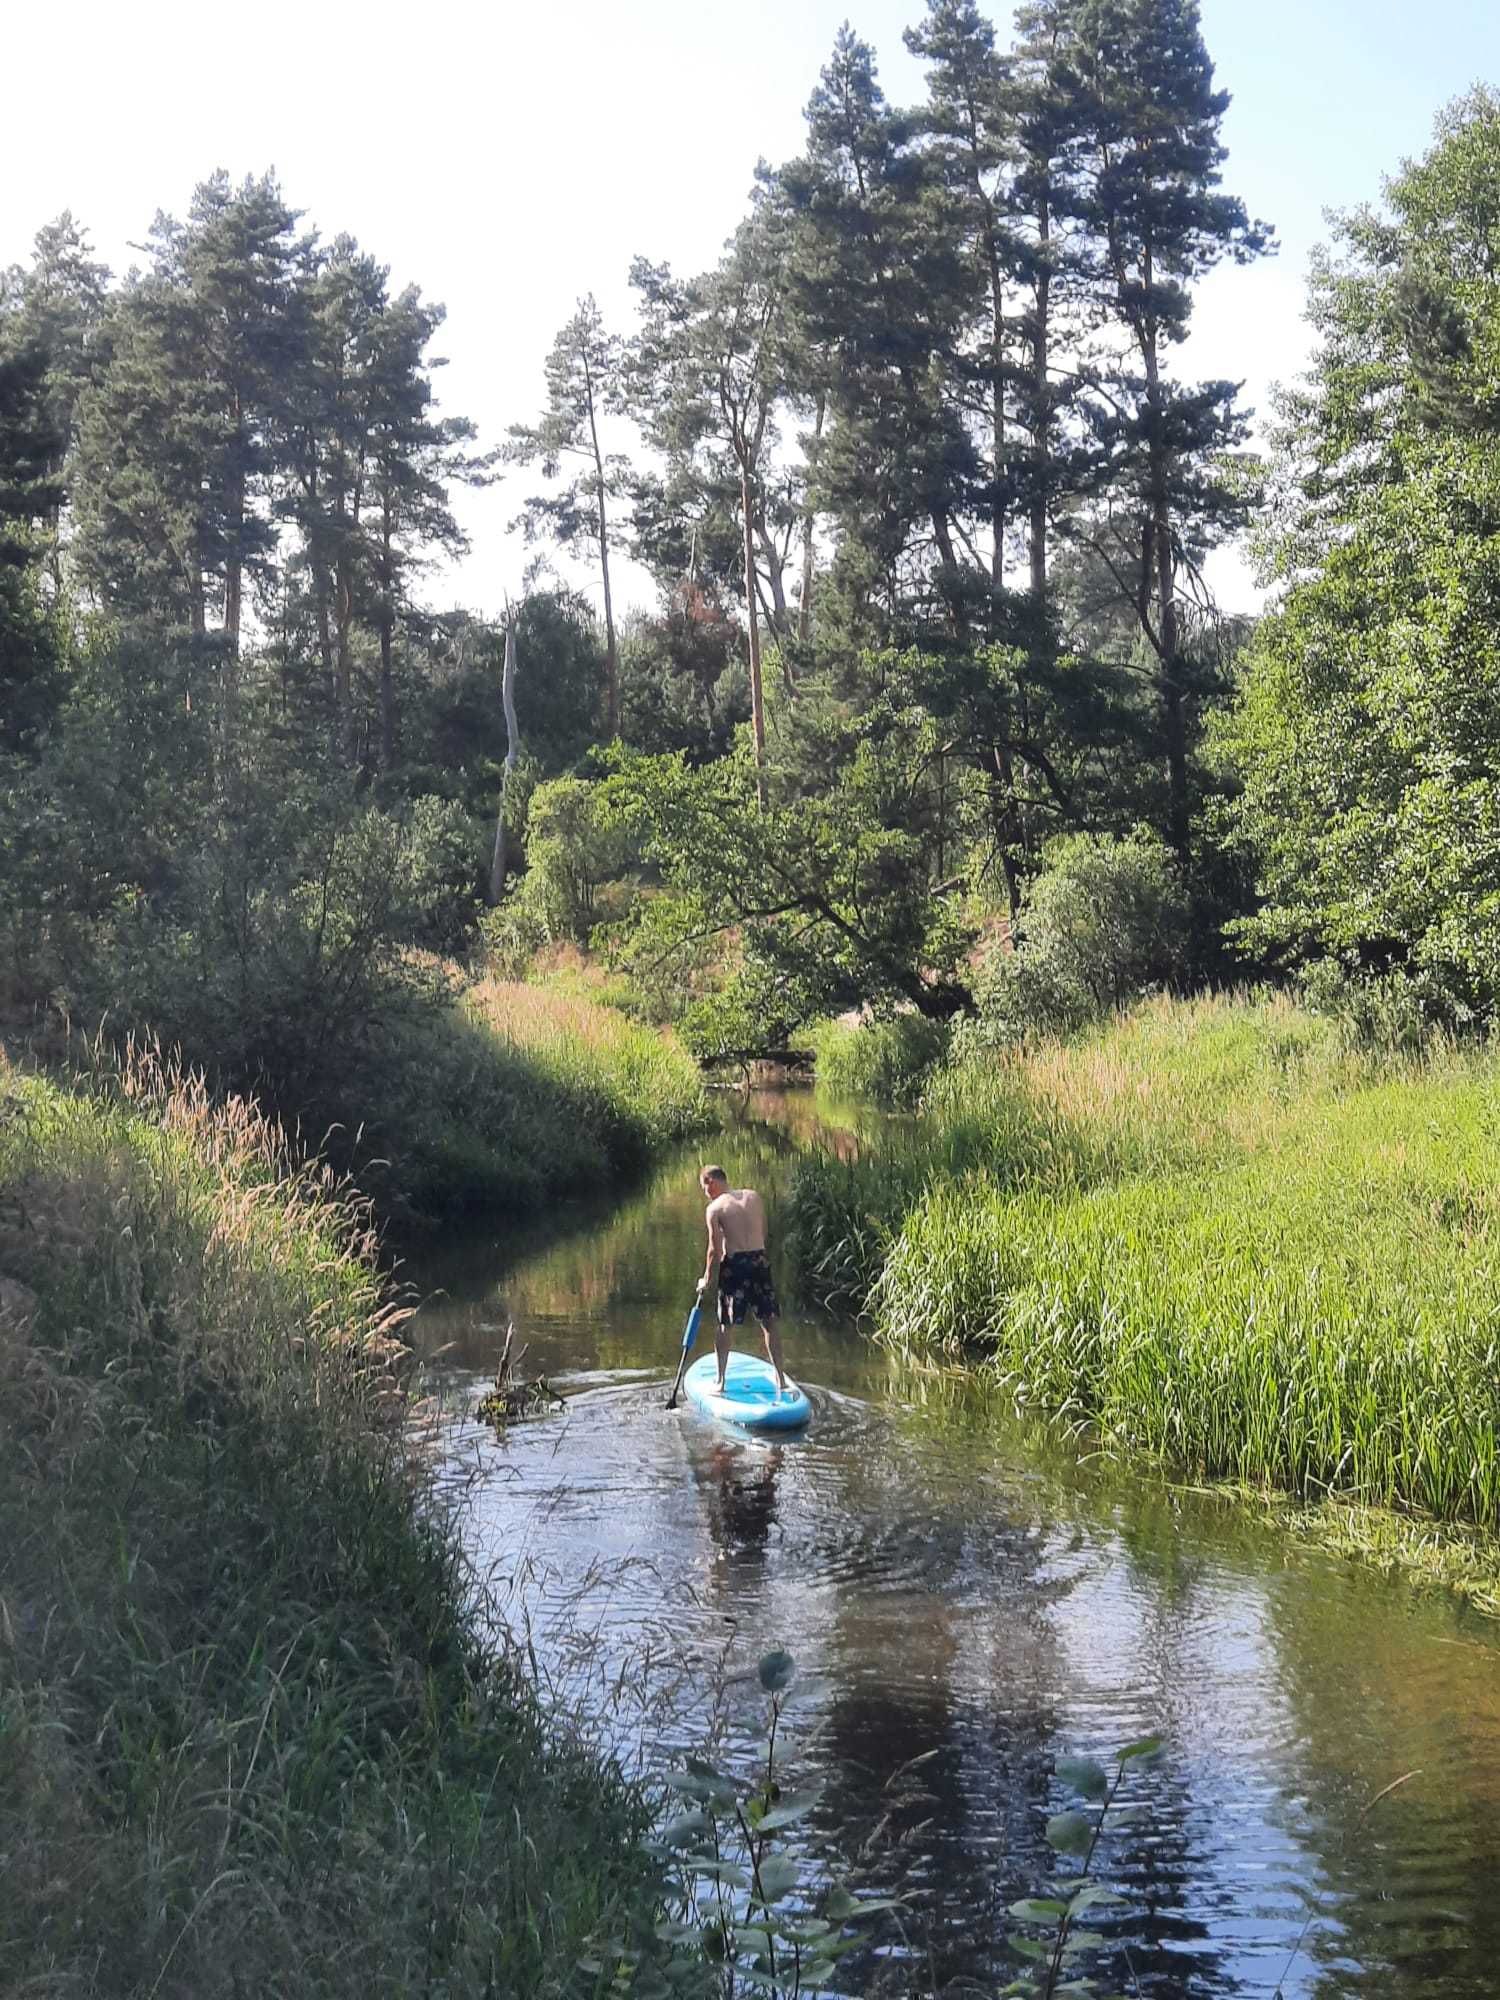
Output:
[682, 1351, 811, 1432]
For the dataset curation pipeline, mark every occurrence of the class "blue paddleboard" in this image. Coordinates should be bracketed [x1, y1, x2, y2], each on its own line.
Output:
[682, 1352, 812, 1432]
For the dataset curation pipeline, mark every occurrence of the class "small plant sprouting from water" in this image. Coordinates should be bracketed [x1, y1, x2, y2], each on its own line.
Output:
[641, 1647, 904, 1997]
[1003, 1735, 1162, 2000]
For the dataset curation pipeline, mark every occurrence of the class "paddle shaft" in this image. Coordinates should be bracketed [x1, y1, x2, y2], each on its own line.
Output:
[666, 1293, 707, 1408]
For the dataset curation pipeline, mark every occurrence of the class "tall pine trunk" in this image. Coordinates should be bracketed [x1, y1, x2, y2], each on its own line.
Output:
[582, 351, 618, 736]
[378, 496, 396, 771]
[741, 464, 767, 807]
[989, 260, 1005, 589]
[1142, 304, 1189, 861]
[223, 452, 244, 770]
[798, 391, 825, 643]
[1030, 183, 1051, 600]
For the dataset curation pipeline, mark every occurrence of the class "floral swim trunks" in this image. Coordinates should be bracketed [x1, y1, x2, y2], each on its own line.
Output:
[717, 1249, 780, 1326]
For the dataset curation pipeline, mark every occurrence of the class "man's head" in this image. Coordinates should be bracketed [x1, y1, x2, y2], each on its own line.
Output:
[699, 1165, 728, 1199]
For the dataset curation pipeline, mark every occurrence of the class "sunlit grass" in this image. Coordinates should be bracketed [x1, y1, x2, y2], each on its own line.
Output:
[0, 1047, 661, 1995]
[331, 973, 712, 1223]
[793, 992, 1500, 1530]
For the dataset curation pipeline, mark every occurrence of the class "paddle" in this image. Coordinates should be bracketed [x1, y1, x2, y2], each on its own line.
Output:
[665, 1288, 706, 1409]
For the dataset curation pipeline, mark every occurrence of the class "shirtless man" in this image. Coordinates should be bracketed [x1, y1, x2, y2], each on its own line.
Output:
[697, 1165, 788, 1396]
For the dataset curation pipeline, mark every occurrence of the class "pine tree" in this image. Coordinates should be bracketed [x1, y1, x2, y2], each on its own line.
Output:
[0, 335, 66, 750]
[630, 195, 804, 796]
[505, 296, 626, 735]
[904, 0, 1015, 590]
[2, 212, 109, 582]
[366, 285, 480, 770]
[73, 173, 301, 756]
[780, 26, 984, 647]
[1063, 0, 1272, 856]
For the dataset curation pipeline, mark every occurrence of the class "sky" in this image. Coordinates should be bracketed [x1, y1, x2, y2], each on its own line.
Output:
[6, 0, 1499, 622]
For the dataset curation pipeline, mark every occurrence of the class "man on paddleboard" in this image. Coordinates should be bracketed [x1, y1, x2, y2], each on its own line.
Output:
[697, 1166, 789, 1397]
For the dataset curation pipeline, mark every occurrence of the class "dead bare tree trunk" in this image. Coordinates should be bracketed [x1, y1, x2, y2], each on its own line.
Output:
[489, 620, 520, 906]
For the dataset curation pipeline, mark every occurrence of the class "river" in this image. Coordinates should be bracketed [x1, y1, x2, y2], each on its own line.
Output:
[412, 1088, 1500, 1999]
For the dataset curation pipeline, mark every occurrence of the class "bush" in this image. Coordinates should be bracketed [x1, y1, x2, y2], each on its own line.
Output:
[1299, 958, 1454, 1056]
[970, 829, 1189, 1045]
[519, 775, 635, 946]
[809, 1014, 950, 1107]
[395, 793, 485, 952]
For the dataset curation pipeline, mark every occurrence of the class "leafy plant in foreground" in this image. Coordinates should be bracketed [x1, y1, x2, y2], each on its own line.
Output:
[641, 1649, 903, 1997]
[1005, 1735, 1162, 1999]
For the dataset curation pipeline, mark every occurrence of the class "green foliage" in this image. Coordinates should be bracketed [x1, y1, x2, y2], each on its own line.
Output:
[809, 1013, 951, 1107]
[1225, 95, 1500, 1026]
[1224, 438, 1500, 1020]
[511, 773, 635, 947]
[637, 1649, 905, 1998]
[1299, 959, 1450, 1058]
[0, 1055, 660, 1995]
[798, 992, 1500, 1533]
[618, 584, 749, 760]
[968, 829, 1189, 1045]
[1002, 1738, 1159, 2000]
[0, 337, 67, 750]
[602, 706, 976, 1028]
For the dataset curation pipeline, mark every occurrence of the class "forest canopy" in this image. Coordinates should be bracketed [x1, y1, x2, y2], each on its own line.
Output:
[3, 2, 1498, 1093]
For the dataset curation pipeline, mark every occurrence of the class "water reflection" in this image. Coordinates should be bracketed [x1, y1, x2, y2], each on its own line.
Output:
[415, 1089, 1500, 1998]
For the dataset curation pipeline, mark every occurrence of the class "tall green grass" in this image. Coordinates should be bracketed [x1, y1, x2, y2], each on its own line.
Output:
[808, 1014, 951, 1108]
[794, 993, 1500, 1529]
[0, 1050, 663, 1997]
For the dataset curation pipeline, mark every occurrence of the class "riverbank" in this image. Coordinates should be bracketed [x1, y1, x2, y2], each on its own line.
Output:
[791, 993, 1500, 1577]
[371, 971, 713, 1222]
[0, 1051, 665, 1996]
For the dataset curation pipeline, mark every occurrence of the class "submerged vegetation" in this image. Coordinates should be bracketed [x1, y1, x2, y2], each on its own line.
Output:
[796, 994, 1500, 1540]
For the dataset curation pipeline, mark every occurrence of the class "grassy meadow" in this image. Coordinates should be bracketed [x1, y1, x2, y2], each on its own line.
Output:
[0, 1048, 665, 1997]
[794, 995, 1500, 1538]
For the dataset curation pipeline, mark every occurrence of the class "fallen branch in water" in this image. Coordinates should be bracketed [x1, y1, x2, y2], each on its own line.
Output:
[475, 1323, 567, 1426]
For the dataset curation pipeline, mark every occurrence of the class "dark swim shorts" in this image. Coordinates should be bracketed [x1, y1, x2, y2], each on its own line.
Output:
[717, 1249, 780, 1326]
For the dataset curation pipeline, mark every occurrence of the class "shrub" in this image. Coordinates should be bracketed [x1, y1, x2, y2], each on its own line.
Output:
[970, 829, 1189, 1046]
[394, 793, 485, 952]
[1299, 958, 1454, 1056]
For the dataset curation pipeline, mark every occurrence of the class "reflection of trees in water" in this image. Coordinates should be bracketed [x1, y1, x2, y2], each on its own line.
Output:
[1252, 1563, 1500, 1999]
[1104, 1476, 1500, 1997]
[420, 1087, 875, 1327]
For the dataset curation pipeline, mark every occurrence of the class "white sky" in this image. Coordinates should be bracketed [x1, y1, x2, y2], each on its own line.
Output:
[8, 0, 1500, 622]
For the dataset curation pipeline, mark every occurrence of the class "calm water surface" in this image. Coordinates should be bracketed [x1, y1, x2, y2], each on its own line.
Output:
[412, 1089, 1500, 1999]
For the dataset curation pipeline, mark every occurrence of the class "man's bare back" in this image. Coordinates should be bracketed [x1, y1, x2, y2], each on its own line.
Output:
[696, 1166, 787, 1395]
[705, 1185, 766, 1257]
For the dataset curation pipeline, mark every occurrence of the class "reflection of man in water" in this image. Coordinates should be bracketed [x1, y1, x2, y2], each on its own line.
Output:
[699, 1438, 780, 1564]
[697, 1166, 789, 1395]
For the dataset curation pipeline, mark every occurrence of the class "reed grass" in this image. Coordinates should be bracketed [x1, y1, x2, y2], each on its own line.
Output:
[794, 992, 1500, 1531]
[0, 1048, 664, 1998]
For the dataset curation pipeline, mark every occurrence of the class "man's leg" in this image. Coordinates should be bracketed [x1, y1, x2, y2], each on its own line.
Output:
[758, 1316, 787, 1395]
[715, 1310, 730, 1392]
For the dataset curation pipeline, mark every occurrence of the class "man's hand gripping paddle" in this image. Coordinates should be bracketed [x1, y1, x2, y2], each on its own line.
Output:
[666, 1286, 706, 1409]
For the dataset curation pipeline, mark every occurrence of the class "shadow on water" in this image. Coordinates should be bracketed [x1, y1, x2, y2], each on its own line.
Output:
[413, 1086, 1500, 1999]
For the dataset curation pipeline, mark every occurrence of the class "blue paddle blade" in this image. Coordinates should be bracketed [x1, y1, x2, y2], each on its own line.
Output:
[681, 1302, 702, 1352]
